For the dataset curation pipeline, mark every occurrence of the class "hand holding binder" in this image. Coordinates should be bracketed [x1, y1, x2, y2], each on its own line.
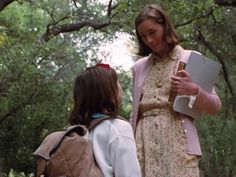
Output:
[172, 52, 222, 118]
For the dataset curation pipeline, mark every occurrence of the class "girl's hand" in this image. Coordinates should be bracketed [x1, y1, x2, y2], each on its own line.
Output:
[170, 70, 199, 95]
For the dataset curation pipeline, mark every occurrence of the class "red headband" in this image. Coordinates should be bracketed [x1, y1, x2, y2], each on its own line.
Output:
[95, 63, 110, 69]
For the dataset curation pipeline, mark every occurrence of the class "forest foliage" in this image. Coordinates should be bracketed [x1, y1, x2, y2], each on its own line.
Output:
[0, 0, 236, 176]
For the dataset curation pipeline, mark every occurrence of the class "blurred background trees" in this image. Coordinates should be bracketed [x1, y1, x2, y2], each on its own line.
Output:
[0, 0, 235, 176]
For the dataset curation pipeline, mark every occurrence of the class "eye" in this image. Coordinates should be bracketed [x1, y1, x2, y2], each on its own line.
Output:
[149, 30, 157, 36]
[139, 34, 145, 39]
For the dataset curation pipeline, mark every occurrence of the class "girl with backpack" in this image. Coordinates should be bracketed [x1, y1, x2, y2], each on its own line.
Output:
[70, 64, 142, 177]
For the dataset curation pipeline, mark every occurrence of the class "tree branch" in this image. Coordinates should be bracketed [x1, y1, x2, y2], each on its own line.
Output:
[0, 75, 12, 98]
[39, 18, 113, 43]
[0, 93, 35, 125]
[0, 0, 15, 12]
[38, 2, 119, 43]
[0, 104, 22, 124]
[106, 0, 119, 17]
[215, 0, 236, 7]
[0, 76, 41, 125]
[175, 8, 215, 28]
[107, 0, 113, 17]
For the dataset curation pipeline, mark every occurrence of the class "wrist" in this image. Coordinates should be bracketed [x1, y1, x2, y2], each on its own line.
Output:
[188, 85, 199, 109]
[193, 85, 199, 95]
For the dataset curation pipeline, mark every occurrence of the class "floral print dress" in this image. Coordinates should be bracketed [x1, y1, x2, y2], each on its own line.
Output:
[135, 51, 199, 177]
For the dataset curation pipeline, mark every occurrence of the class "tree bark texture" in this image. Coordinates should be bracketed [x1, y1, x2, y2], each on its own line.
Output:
[0, 0, 15, 12]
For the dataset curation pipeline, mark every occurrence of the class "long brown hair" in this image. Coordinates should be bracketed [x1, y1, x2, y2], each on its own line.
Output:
[135, 4, 180, 56]
[70, 65, 119, 125]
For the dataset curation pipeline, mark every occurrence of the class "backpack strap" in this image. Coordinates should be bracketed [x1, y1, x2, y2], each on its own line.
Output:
[36, 158, 48, 177]
[34, 125, 88, 160]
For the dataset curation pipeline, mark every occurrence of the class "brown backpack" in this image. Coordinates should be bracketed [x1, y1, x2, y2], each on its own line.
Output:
[34, 117, 120, 177]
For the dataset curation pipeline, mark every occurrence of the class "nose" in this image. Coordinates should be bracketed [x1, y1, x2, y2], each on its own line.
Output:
[145, 35, 154, 44]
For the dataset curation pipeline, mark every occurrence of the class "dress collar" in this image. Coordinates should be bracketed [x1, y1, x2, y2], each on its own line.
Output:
[148, 45, 184, 63]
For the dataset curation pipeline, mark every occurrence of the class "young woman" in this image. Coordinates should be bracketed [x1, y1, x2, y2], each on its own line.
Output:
[70, 64, 141, 177]
[130, 4, 221, 177]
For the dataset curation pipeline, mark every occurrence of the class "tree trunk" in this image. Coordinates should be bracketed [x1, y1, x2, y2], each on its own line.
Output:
[0, 0, 15, 12]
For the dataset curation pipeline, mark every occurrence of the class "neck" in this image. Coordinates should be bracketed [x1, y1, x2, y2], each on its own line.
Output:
[158, 44, 171, 58]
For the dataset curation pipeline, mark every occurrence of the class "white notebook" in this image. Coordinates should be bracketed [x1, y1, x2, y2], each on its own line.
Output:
[173, 52, 222, 118]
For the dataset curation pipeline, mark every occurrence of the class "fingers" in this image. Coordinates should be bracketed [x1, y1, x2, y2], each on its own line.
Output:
[170, 80, 179, 92]
[177, 70, 189, 77]
[171, 79, 178, 85]
[172, 71, 191, 83]
[171, 71, 191, 94]
[171, 75, 180, 81]
[170, 78, 187, 94]
[170, 84, 185, 95]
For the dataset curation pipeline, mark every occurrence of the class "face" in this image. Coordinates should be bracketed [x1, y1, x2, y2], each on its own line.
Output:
[137, 19, 168, 55]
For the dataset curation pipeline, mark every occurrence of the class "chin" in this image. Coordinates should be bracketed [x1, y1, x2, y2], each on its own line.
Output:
[152, 48, 161, 53]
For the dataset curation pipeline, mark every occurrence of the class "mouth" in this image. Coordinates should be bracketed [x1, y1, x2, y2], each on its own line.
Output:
[150, 45, 159, 51]
[147, 44, 156, 49]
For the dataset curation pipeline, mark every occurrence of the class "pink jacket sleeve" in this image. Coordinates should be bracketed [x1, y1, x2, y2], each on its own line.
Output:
[129, 68, 136, 129]
[194, 87, 221, 115]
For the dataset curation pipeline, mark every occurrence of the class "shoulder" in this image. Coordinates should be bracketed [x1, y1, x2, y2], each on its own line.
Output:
[132, 56, 153, 76]
[133, 56, 149, 70]
[178, 45, 202, 62]
[177, 45, 201, 54]
[184, 50, 202, 62]
[95, 118, 134, 138]
[185, 49, 201, 55]
[134, 56, 149, 64]
[107, 118, 133, 135]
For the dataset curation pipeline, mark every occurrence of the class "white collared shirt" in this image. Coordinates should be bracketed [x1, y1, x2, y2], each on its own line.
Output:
[89, 119, 141, 177]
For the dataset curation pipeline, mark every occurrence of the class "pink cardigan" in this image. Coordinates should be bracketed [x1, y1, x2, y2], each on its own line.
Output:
[130, 46, 221, 156]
